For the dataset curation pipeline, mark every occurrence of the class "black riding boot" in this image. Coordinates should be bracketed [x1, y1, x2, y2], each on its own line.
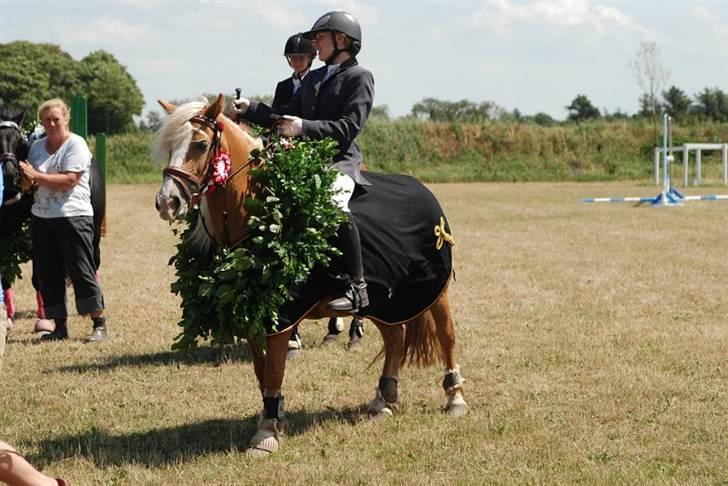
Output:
[328, 215, 369, 313]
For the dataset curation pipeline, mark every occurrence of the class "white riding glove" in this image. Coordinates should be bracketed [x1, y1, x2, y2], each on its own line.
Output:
[278, 115, 303, 137]
[232, 97, 250, 115]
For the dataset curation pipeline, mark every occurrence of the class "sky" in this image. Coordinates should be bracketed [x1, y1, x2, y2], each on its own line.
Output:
[2, 0, 727, 121]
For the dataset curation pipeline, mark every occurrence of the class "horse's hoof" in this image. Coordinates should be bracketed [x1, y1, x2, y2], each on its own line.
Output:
[368, 406, 394, 418]
[246, 418, 283, 458]
[245, 436, 279, 458]
[347, 338, 363, 352]
[322, 333, 338, 345]
[367, 389, 398, 418]
[445, 391, 468, 417]
[34, 318, 54, 333]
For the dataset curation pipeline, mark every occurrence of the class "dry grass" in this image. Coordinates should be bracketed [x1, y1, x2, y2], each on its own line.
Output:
[3, 181, 728, 484]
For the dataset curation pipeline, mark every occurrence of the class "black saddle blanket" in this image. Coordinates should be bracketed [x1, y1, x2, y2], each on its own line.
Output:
[273, 172, 453, 333]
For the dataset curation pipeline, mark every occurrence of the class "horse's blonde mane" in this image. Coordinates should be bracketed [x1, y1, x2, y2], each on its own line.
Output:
[153, 101, 206, 162]
[153, 100, 262, 162]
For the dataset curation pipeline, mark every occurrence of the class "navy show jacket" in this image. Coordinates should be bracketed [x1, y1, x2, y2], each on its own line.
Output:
[244, 57, 374, 186]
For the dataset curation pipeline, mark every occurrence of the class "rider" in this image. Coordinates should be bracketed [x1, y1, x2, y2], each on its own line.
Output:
[272, 34, 317, 111]
[234, 11, 373, 313]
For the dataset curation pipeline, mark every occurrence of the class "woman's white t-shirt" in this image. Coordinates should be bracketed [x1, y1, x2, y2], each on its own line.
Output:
[28, 133, 93, 219]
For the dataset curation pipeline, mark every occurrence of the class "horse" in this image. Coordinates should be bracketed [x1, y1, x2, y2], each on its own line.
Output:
[154, 94, 468, 457]
[0, 106, 106, 334]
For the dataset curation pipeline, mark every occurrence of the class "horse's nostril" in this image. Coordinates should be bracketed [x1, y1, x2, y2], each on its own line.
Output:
[170, 196, 180, 213]
[155, 197, 161, 211]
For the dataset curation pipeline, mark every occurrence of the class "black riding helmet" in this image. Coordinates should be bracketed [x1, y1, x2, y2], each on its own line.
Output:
[284, 33, 316, 56]
[302, 11, 362, 62]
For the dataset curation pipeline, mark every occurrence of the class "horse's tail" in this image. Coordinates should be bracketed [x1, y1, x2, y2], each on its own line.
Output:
[402, 306, 444, 368]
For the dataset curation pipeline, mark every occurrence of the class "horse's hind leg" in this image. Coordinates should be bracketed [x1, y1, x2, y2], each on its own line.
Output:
[246, 327, 293, 458]
[430, 287, 468, 416]
[367, 322, 404, 417]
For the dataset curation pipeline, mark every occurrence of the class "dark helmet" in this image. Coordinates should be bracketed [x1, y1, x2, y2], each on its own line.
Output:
[284, 34, 316, 57]
[303, 11, 362, 55]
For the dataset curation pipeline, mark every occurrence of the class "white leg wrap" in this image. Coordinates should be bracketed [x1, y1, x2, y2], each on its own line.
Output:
[443, 365, 468, 416]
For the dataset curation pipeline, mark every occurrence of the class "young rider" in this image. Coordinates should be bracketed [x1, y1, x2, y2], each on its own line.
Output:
[234, 11, 373, 313]
[272, 34, 317, 111]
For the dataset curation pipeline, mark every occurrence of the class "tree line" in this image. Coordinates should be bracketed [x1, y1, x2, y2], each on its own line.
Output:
[3, 41, 726, 136]
[0, 41, 143, 134]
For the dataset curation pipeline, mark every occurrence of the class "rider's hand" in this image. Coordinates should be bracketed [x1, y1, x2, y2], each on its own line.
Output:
[232, 97, 250, 115]
[278, 115, 303, 137]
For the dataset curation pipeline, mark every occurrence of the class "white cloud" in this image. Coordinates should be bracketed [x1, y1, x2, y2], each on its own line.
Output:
[320, 0, 380, 24]
[693, 4, 728, 44]
[473, 0, 652, 36]
[62, 17, 161, 45]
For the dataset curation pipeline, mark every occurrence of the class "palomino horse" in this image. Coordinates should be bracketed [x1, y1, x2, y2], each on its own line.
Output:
[154, 94, 467, 457]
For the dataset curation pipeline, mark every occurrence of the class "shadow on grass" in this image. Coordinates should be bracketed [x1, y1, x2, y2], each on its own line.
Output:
[28, 406, 363, 468]
[56, 345, 254, 373]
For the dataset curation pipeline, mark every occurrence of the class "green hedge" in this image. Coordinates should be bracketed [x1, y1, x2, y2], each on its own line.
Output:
[96, 119, 728, 184]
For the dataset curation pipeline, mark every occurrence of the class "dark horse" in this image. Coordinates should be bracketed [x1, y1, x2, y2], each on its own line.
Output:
[154, 95, 468, 457]
[0, 107, 106, 329]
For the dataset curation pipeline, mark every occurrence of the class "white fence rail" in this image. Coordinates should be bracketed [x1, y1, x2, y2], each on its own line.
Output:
[654, 143, 728, 186]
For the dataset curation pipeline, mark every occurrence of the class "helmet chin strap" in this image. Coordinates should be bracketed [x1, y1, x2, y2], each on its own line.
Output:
[324, 31, 344, 65]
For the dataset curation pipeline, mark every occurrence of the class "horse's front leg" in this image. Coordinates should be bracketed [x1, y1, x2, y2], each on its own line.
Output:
[367, 322, 404, 417]
[246, 327, 292, 458]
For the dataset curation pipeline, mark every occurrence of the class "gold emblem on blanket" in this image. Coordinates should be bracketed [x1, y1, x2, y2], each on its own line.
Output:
[434, 216, 455, 250]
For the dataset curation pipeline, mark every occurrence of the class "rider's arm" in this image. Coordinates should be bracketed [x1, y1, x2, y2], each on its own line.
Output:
[301, 69, 374, 145]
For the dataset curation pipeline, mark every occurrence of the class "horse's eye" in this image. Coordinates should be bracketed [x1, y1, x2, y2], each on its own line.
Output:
[196, 140, 209, 150]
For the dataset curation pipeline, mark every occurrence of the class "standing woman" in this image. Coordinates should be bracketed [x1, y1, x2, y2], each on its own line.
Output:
[235, 11, 374, 313]
[19, 98, 108, 342]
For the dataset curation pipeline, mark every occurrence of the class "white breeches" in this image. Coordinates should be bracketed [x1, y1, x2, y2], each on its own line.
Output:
[332, 172, 355, 213]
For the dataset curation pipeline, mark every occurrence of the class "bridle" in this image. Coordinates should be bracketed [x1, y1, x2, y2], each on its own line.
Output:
[161, 114, 222, 205]
[0, 120, 26, 166]
[162, 112, 261, 247]
[0, 120, 28, 206]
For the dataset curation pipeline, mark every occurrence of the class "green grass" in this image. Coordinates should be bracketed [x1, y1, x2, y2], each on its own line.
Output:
[3, 182, 728, 483]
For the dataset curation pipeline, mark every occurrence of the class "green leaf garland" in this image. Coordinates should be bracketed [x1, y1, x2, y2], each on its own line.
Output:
[170, 135, 347, 350]
[0, 220, 32, 287]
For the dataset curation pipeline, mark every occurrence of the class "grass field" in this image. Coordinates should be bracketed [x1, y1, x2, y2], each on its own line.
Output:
[2, 181, 728, 484]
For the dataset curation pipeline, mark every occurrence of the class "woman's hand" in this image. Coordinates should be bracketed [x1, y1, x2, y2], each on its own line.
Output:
[278, 115, 303, 137]
[19, 161, 37, 190]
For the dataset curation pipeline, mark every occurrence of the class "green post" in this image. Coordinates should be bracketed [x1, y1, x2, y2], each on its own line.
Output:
[95, 133, 107, 181]
[70, 95, 87, 139]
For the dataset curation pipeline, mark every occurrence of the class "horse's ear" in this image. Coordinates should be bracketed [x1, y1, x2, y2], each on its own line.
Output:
[157, 99, 177, 114]
[203, 94, 225, 120]
[12, 110, 24, 126]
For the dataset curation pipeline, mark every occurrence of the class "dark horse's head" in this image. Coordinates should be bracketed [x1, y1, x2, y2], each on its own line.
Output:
[0, 108, 28, 199]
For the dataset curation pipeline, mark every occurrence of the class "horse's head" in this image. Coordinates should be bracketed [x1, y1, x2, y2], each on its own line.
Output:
[154, 94, 263, 247]
[0, 109, 28, 196]
[154, 97, 221, 221]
